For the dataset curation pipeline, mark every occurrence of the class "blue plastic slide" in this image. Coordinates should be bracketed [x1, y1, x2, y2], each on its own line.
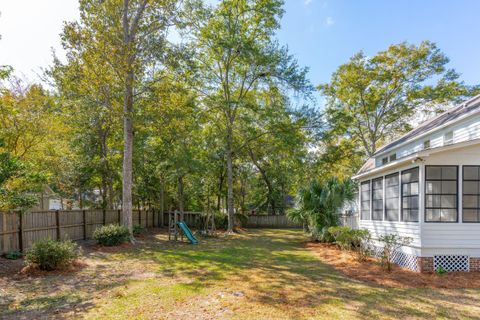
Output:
[177, 221, 199, 244]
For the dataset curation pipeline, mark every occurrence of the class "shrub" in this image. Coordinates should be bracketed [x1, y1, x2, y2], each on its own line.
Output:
[132, 224, 145, 236]
[328, 226, 353, 250]
[4, 250, 22, 260]
[93, 224, 130, 246]
[293, 178, 356, 241]
[436, 265, 448, 275]
[351, 229, 372, 261]
[328, 226, 372, 260]
[378, 234, 413, 272]
[25, 239, 79, 271]
[235, 213, 248, 227]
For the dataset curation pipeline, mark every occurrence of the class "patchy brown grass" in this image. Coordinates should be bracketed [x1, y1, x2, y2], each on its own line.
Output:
[306, 242, 480, 289]
[1, 229, 480, 319]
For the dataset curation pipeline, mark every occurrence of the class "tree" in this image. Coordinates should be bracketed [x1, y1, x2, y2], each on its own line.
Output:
[240, 88, 309, 214]
[58, 0, 179, 233]
[319, 41, 480, 157]
[183, 0, 312, 231]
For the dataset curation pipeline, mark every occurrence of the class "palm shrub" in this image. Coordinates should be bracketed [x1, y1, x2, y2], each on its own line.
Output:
[288, 177, 355, 242]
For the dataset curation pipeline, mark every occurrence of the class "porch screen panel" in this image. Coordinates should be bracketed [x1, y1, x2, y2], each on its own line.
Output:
[385, 173, 399, 221]
[372, 177, 383, 220]
[425, 166, 458, 222]
[401, 167, 419, 222]
[463, 166, 480, 222]
[360, 181, 371, 220]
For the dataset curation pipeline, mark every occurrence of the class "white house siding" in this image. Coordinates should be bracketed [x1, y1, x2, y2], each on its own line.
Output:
[358, 163, 422, 257]
[420, 143, 480, 257]
[375, 113, 480, 167]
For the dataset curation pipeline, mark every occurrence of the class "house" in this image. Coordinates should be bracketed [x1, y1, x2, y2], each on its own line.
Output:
[29, 185, 62, 211]
[28, 185, 81, 211]
[352, 94, 480, 272]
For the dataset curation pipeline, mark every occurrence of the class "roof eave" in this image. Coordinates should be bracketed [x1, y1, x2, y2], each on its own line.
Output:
[354, 138, 480, 180]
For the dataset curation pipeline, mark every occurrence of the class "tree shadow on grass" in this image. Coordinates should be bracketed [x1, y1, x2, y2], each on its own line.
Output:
[108, 228, 480, 319]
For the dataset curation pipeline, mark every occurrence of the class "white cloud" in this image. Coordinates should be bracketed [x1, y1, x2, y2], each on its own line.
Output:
[304, 0, 313, 6]
[325, 16, 335, 27]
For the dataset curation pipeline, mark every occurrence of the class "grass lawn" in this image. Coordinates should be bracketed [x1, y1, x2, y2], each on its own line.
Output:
[1, 228, 480, 319]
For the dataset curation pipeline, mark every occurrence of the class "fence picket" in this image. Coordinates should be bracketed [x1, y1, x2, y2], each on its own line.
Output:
[0, 210, 202, 253]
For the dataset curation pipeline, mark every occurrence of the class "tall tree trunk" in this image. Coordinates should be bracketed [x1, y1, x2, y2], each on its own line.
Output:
[159, 181, 164, 227]
[122, 0, 134, 233]
[226, 125, 234, 232]
[216, 169, 224, 211]
[177, 175, 185, 221]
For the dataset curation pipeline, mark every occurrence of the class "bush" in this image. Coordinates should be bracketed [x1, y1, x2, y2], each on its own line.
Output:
[235, 213, 248, 227]
[4, 250, 22, 260]
[328, 226, 372, 260]
[378, 234, 413, 272]
[328, 226, 353, 250]
[93, 224, 130, 246]
[351, 229, 372, 261]
[213, 211, 228, 229]
[25, 239, 79, 271]
[132, 224, 145, 236]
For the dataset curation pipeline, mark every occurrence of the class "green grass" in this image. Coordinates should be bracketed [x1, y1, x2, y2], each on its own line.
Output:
[2, 229, 480, 319]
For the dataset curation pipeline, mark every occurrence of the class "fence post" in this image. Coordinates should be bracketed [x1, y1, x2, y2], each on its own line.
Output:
[103, 209, 106, 226]
[118, 209, 121, 224]
[2, 213, 7, 253]
[18, 211, 24, 252]
[138, 209, 141, 226]
[55, 210, 61, 240]
[83, 210, 87, 240]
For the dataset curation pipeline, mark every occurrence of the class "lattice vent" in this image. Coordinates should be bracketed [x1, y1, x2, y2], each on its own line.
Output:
[434, 255, 469, 272]
[391, 251, 418, 272]
[371, 245, 418, 272]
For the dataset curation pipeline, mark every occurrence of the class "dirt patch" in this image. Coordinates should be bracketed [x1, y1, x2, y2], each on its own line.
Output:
[91, 242, 134, 253]
[306, 242, 480, 289]
[0, 257, 24, 275]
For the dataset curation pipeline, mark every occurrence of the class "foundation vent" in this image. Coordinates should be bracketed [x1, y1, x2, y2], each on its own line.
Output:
[434, 255, 469, 272]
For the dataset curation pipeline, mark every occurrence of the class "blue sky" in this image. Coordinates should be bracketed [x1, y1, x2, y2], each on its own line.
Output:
[277, 0, 480, 87]
[0, 0, 478, 91]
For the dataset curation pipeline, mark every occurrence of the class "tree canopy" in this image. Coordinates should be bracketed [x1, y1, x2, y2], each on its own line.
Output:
[1, 2, 479, 232]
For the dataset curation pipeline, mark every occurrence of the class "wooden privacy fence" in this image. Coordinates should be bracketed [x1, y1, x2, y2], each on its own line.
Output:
[246, 215, 302, 228]
[0, 210, 201, 254]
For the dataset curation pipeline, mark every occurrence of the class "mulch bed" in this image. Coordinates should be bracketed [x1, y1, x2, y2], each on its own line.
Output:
[306, 242, 480, 289]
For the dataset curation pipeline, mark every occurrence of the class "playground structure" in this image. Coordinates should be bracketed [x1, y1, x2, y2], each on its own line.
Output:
[168, 210, 216, 244]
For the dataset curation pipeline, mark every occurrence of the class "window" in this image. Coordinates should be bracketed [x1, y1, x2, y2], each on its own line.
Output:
[389, 153, 397, 162]
[444, 131, 453, 145]
[463, 166, 480, 222]
[423, 140, 430, 150]
[425, 166, 458, 222]
[372, 177, 384, 220]
[385, 173, 400, 221]
[360, 181, 371, 220]
[382, 157, 388, 165]
[401, 167, 419, 222]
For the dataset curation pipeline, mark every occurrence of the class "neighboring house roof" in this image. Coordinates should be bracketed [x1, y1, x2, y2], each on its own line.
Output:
[374, 94, 480, 157]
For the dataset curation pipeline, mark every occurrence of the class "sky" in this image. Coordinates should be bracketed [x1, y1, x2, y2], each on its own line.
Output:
[0, 0, 479, 91]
